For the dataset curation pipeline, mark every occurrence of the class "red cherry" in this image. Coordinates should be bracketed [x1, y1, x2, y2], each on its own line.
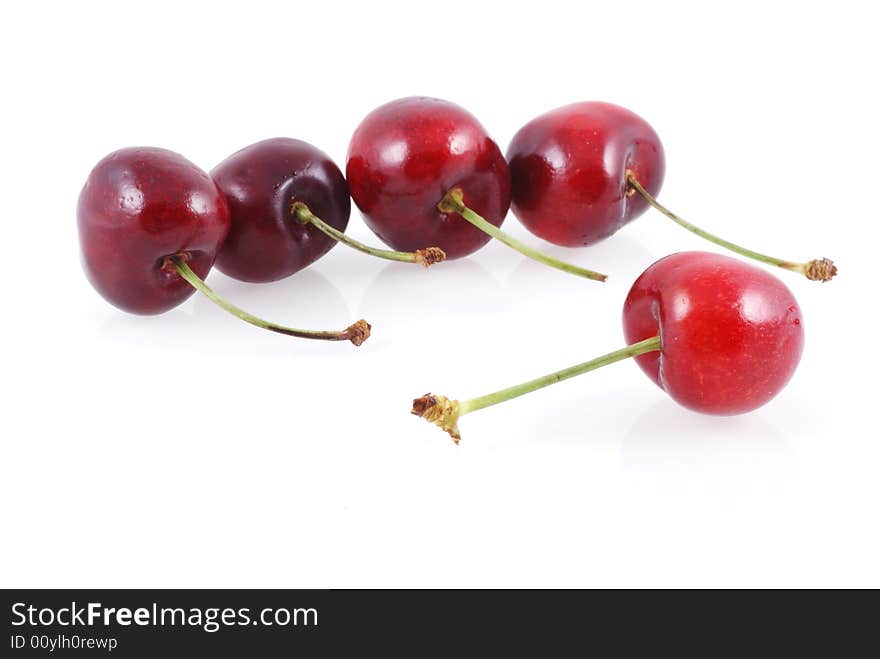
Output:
[508, 102, 836, 282]
[347, 97, 508, 258]
[213, 138, 444, 280]
[509, 101, 665, 247]
[347, 97, 606, 280]
[78, 147, 230, 315]
[78, 147, 370, 345]
[622, 251, 803, 415]
[413, 251, 804, 442]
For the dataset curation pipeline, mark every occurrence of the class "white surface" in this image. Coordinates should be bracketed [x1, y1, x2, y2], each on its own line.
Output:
[1, 0, 877, 588]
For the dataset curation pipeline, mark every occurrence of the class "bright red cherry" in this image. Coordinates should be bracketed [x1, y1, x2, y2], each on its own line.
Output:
[413, 251, 804, 442]
[78, 147, 230, 315]
[212, 138, 442, 281]
[508, 101, 836, 282]
[78, 147, 370, 345]
[347, 96, 605, 280]
[622, 251, 803, 414]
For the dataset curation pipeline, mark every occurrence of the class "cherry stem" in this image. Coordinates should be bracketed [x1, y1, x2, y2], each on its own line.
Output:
[626, 172, 837, 282]
[292, 202, 446, 267]
[438, 188, 607, 282]
[168, 255, 371, 345]
[412, 335, 661, 443]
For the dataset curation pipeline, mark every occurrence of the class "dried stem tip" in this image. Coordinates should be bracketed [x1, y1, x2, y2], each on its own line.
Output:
[804, 258, 838, 282]
[411, 394, 462, 443]
[414, 247, 447, 267]
[345, 320, 372, 346]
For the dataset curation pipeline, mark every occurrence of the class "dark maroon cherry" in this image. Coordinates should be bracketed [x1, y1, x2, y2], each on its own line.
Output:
[78, 147, 369, 344]
[212, 138, 443, 280]
[508, 101, 835, 281]
[211, 138, 351, 283]
[347, 96, 605, 280]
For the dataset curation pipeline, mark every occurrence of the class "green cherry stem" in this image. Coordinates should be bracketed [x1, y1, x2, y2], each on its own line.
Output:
[292, 202, 445, 267]
[412, 336, 661, 443]
[168, 255, 371, 345]
[438, 188, 608, 282]
[626, 172, 837, 282]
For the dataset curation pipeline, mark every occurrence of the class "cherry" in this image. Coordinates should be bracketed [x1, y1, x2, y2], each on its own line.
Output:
[508, 101, 836, 281]
[346, 96, 606, 281]
[413, 251, 804, 442]
[623, 251, 804, 413]
[78, 147, 370, 345]
[212, 138, 444, 282]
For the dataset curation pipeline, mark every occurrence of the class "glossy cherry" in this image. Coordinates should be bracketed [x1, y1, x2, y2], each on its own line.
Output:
[78, 147, 370, 345]
[347, 96, 606, 280]
[413, 251, 804, 442]
[212, 138, 442, 282]
[78, 147, 230, 315]
[509, 101, 665, 247]
[622, 251, 804, 414]
[508, 101, 835, 281]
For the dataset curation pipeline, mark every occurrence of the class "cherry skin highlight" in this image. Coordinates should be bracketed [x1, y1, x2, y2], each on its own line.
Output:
[78, 147, 230, 315]
[211, 138, 351, 283]
[507, 101, 664, 247]
[346, 96, 511, 260]
[624, 251, 804, 414]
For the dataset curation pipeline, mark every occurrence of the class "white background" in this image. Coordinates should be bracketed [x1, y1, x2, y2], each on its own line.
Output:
[2, 1, 877, 588]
